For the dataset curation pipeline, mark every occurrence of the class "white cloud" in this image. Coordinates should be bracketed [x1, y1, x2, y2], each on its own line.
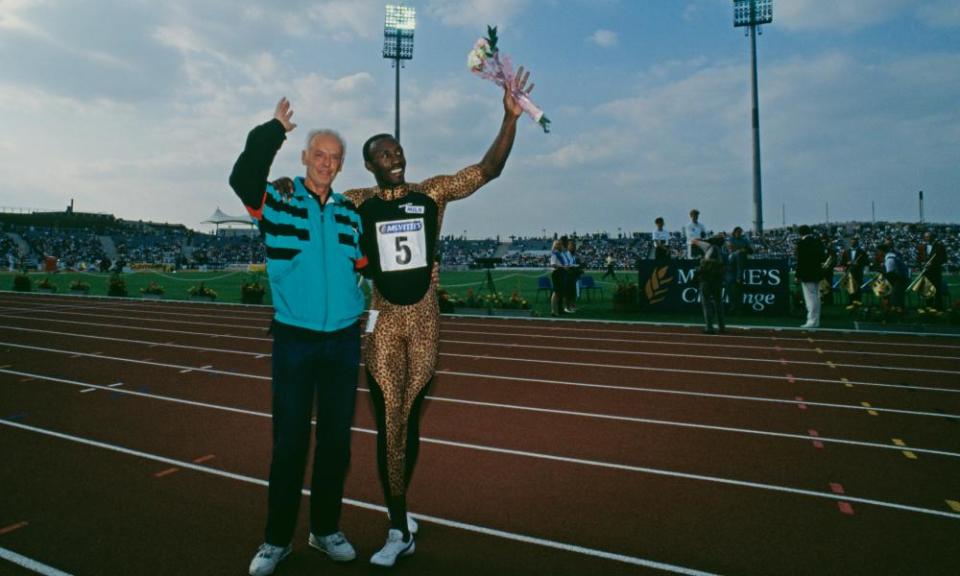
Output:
[756, 0, 954, 33]
[587, 29, 618, 48]
[424, 0, 531, 28]
[0, 0, 47, 33]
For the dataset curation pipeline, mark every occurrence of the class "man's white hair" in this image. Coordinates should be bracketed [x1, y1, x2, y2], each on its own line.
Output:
[304, 129, 346, 160]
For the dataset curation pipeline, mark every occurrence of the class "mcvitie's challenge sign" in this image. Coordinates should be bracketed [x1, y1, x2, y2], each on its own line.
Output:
[638, 258, 790, 314]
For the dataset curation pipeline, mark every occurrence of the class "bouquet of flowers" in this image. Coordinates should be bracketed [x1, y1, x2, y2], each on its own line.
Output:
[468, 26, 550, 133]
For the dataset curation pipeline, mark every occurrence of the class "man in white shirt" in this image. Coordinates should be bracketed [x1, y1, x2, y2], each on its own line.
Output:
[684, 209, 706, 258]
[651, 216, 670, 265]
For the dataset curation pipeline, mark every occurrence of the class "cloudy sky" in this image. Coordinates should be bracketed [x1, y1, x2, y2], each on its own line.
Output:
[1, 0, 958, 238]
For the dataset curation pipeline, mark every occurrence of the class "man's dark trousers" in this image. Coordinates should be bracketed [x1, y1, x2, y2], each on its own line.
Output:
[265, 320, 360, 546]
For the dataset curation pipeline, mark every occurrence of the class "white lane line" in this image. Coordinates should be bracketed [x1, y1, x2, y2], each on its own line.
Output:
[4, 313, 957, 374]
[437, 368, 957, 402]
[0, 419, 720, 575]
[3, 340, 958, 420]
[0, 547, 74, 576]
[0, 306, 263, 332]
[441, 338, 960, 376]
[4, 300, 958, 354]
[0, 297, 272, 321]
[0, 312, 270, 342]
[108, 383, 124, 388]
[3, 293, 957, 347]
[4, 417, 959, 523]
[1, 325, 955, 396]
[441, 319, 960, 349]
[0, 324, 265, 356]
[441, 352, 960, 399]
[0, 295, 270, 319]
[364, 387, 960, 458]
[441, 328, 960, 362]
[78, 388, 97, 394]
[0, 342, 269, 382]
[5, 368, 959, 461]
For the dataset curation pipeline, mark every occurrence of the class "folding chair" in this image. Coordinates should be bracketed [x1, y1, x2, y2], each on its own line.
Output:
[579, 275, 604, 301]
[535, 275, 552, 302]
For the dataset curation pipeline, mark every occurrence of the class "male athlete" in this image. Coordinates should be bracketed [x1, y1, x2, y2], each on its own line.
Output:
[346, 67, 534, 566]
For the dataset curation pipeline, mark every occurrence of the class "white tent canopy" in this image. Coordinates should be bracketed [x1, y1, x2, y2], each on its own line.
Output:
[203, 207, 255, 226]
[203, 207, 256, 234]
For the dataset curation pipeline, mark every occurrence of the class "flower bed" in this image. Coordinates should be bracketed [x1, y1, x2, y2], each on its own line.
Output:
[69, 280, 90, 295]
[440, 287, 532, 316]
[188, 282, 217, 301]
[140, 281, 165, 299]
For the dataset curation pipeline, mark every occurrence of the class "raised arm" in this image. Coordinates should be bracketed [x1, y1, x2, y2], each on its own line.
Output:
[228, 98, 297, 210]
[477, 66, 533, 184]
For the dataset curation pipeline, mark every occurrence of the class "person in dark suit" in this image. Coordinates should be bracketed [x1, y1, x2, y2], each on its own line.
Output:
[916, 231, 947, 312]
[840, 236, 869, 308]
[796, 225, 825, 329]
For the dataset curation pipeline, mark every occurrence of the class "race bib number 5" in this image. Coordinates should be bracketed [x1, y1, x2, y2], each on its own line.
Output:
[376, 218, 428, 272]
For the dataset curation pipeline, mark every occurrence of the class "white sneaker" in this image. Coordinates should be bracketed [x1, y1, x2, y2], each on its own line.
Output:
[370, 529, 415, 567]
[800, 321, 818, 329]
[387, 512, 419, 534]
[248, 543, 291, 576]
[308, 531, 356, 562]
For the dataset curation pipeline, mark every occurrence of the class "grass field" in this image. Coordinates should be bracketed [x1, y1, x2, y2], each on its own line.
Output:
[2, 269, 957, 331]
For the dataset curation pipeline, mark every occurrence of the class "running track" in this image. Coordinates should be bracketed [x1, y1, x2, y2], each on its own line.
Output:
[1, 292, 958, 575]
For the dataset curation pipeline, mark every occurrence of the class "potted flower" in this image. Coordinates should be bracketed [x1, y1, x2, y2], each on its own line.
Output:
[140, 281, 165, 299]
[188, 282, 217, 302]
[36, 276, 57, 293]
[12, 272, 32, 292]
[69, 280, 91, 295]
[241, 274, 266, 304]
[612, 279, 640, 312]
[437, 289, 458, 313]
[108, 272, 128, 297]
[504, 290, 531, 310]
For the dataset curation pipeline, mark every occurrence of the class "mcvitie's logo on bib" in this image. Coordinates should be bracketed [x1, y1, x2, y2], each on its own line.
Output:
[380, 221, 423, 234]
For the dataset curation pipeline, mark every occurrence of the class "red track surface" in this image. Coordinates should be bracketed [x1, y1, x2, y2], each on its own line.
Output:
[1, 292, 959, 575]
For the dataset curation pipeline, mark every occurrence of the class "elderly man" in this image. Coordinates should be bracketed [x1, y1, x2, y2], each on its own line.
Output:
[230, 98, 367, 576]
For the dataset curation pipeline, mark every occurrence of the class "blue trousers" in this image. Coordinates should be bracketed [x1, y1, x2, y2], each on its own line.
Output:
[264, 320, 360, 546]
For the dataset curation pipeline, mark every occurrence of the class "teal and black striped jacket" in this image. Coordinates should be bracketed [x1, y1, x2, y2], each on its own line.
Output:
[229, 119, 365, 333]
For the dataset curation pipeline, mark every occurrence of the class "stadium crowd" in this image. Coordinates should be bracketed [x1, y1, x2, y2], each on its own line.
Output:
[16, 226, 106, 270]
[3, 220, 957, 273]
[445, 222, 958, 273]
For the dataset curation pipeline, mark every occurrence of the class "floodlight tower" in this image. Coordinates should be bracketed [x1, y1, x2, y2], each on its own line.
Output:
[383, 4, 415, 143]
[734, 0, 772, 236]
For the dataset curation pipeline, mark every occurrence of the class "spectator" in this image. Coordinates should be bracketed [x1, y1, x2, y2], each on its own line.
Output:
[796, 225, 825, 329]
[549, 239, 568, 316]
[652, 216, 670, 265]
[693, 236, 726, 334]
[684, 209, 706, 258]
[725, 226, 751, 314]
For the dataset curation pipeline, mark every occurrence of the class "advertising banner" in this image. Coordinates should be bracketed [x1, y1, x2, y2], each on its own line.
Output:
[637, 258, 790, 314]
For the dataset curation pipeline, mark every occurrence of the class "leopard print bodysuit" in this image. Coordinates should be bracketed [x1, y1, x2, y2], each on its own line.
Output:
[344, 164, 485, 496]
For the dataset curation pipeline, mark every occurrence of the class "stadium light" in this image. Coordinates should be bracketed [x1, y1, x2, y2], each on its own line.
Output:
[733, 0, 772, 236]
[383, 4, 415, 143]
